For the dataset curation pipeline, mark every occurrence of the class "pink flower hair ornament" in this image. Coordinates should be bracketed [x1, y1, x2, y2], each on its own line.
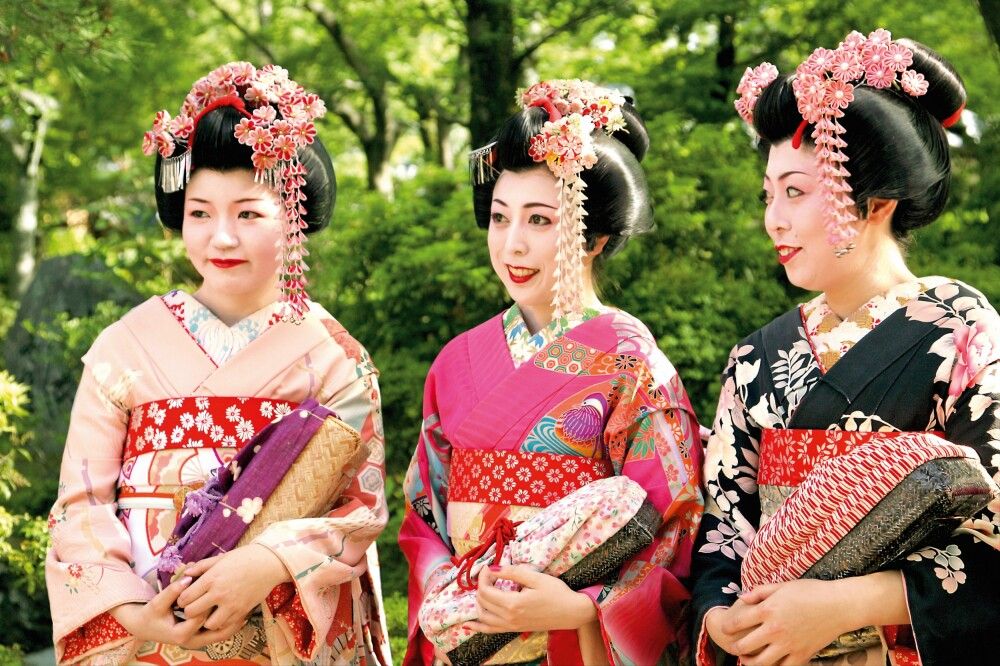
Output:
[142, 62, 326, 322]
[735, 29, 951, 257]
[470, 79, 628, 318]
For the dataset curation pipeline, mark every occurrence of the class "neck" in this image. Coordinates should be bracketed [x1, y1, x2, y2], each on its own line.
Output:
[192, 283, 280, 326]
[519, 283, 602, 335]
[824, 240, 916, 319]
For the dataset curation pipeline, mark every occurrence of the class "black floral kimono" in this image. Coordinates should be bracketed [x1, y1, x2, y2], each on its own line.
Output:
[691, 277, 1000, 665]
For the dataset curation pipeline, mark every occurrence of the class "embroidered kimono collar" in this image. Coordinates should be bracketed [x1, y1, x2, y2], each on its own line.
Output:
[161, 289, 286, 366]
[802, 276, 950, 371]
[502, 303, 607, 367]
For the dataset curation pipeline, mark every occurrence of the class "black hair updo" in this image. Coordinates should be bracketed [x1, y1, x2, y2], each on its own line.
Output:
[752, 39, 966, 239]
[154, 104, 336, 234]
[472, 100, 654, 261]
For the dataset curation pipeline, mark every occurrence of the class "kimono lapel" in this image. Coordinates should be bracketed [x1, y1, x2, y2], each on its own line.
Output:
[788, 306, 941, 428]
[121, 297, 330, 397]
[196, 315, 330, 396]
[120, 297, 218, 395]
[450, 312, 617, 451]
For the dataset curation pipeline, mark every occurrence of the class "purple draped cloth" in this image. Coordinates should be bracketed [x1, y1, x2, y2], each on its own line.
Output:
[156, 398, 332, 588]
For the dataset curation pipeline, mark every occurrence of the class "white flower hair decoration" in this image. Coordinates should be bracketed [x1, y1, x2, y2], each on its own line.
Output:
[142, 61, 326, 322]
[736, 29, 961, 257]
[471, 79, 628, 318]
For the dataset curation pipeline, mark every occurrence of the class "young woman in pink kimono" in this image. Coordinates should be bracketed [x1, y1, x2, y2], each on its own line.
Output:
[45, 62, 390, 665]
[400, 80, 705, 665]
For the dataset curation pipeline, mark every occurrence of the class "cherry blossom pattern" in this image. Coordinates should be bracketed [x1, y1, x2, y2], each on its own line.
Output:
[734, 29, 931, 254]
[141, 62, 327, 321]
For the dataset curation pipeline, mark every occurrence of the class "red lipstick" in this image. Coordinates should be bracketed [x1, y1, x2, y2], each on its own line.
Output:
[775, 246, 801, 265]
[507, 265, 539, 284]
[210, 259, 247, 269]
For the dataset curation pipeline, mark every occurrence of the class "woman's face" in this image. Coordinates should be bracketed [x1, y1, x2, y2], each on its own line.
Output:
[487, 167, 562, 316]
[762, 140, 863, 293]
[182, 168, 285, 306]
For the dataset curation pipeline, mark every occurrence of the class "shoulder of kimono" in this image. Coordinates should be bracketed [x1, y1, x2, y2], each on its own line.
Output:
[429, 311, 506, 371]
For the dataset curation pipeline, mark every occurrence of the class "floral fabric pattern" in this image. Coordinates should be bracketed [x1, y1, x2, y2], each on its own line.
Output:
[691, 278, 1000, 666]
[419, 476, 648, 654]
[46, 296, 390, 666]
[502, 303, 606, 367]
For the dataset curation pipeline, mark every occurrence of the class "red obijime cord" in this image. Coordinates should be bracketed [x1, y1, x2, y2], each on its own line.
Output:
[452, 517, 522, 592]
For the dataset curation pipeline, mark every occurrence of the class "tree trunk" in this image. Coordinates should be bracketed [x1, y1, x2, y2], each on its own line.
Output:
[713, 12, 736, 104]
[978, 0, 1000, 53]
[9, 91, 57, 296]
[13, 171, 39, 297]
[466, 0, 517, 146]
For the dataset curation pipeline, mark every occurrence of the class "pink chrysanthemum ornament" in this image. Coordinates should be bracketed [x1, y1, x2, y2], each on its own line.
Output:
[142, 62, 326, 322]
[734, 29, 932, 255]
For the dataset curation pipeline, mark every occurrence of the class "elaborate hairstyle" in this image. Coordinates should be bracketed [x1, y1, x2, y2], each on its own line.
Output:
[142, 62, 334, 320]
[154, 105, 336, 234]
[737, 30, 966, 248]
[471, 80, 653, 315]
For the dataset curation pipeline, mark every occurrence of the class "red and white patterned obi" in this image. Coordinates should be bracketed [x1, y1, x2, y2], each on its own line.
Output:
[443, 448, 613, 664]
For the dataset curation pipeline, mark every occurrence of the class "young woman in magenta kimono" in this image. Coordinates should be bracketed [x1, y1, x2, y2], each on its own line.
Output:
[400, 80, 705, 665]
[45, 63, 390, 665]
[691, 30, 1000, 666]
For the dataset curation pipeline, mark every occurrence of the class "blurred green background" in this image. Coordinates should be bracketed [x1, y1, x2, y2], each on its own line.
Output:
[1, 0, 998, 661]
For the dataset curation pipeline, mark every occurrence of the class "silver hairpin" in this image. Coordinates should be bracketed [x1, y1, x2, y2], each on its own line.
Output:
[469, 141, 499, 185]
[159, 147, 192, 193]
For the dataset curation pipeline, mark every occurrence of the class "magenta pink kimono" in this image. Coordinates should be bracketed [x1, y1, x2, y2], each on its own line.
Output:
[400, 308, 705, 664]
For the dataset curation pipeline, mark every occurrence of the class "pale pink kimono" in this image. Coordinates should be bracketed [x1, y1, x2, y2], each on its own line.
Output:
[45, 295, 391, 665]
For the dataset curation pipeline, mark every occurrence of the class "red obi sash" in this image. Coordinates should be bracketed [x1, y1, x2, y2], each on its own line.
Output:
[124, 396, 296, 461]
[448, 448, 613, 508]
[758, 427, 945, 487]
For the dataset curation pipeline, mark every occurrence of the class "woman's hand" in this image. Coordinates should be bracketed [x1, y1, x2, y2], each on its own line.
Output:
[177, 544, 291, 631]
[725, 572, 910, 666]
[465, 565, 597, 634]
[704, 602, 756, 656]
[110, 576, 243, 648]
[724, 580, 850, 665]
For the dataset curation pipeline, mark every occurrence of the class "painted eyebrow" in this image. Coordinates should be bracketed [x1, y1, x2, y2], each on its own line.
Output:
[491, 198, 558, 210]
[763, 170, 809, 182]
[186, 197, 269, 204]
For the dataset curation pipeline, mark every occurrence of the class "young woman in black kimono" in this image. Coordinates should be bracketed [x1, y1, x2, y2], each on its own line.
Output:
[691, 29, 999, 666]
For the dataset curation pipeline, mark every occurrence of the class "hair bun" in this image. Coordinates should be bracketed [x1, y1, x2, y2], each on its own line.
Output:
[610, 102, 650, 162]
[898, 39, 966, 125]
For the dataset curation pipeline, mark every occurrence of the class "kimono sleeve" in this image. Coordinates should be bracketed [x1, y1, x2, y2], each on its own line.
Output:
[254, 344, 389, 661]
[690, 344, 764, 666]
[398, 358, 456, 666]
[46, 329, 154, 665]
[896, 317, 1000, 665]
[575, 349, 705, 665]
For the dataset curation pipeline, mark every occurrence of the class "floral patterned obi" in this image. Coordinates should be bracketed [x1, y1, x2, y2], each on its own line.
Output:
[449, 448, 613, 509]
[117, 396, 297, 581]
[444, 449, 614, 664]
[446, 447, 614, 575]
